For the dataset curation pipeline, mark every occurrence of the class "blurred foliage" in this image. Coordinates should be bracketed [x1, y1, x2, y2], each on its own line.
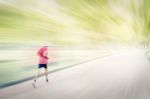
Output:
[0, 0, 150, 46]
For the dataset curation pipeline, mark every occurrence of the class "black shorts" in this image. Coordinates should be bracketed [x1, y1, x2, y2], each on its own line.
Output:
[38, 64, 47, 68]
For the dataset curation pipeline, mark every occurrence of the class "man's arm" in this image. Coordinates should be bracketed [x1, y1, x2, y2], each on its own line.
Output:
[43, 51, 49, 59]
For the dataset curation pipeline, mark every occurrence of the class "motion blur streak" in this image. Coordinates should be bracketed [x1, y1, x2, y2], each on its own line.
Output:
[0, 0, 150, 99]
[0, 0, 149, 45]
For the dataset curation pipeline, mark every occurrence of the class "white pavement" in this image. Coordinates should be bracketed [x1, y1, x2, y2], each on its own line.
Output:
[0, 48, 150, 99]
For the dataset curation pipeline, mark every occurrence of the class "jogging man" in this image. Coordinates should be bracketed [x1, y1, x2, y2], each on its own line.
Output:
[33, 46, 49, 88]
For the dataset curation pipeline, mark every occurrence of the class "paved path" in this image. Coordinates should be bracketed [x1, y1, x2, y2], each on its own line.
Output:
[0, 49, 150, 99]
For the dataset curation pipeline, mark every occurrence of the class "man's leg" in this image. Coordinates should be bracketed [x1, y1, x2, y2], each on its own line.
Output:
[45, 68, 48, 82]
[34, 69, 40, 82]
[33, 69, 40, 88]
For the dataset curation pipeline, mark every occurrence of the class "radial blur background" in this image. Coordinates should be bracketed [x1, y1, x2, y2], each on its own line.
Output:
[0, 0, 150, 88]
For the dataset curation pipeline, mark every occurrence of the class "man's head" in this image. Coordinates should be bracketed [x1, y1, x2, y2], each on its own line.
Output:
[39, 41, 49, 47]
